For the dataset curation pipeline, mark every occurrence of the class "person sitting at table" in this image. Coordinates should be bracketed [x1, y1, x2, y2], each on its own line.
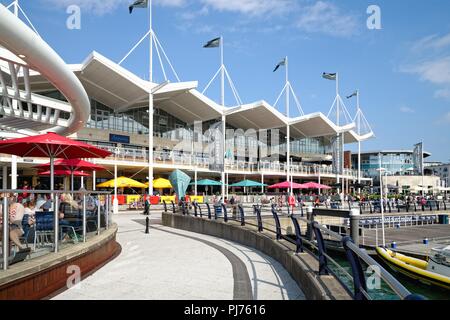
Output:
[58, 193, 79, 236]
[0, 196, 29, 252]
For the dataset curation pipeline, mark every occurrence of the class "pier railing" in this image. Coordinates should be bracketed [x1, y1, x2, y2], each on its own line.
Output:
[167, 201, 424, 300]
[1, 189, 112, 271]
[324, 199, 450, 214]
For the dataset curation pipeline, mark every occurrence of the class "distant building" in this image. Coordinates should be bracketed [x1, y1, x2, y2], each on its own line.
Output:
[428, 163, 450, 187]
[351, 150, 441, 194]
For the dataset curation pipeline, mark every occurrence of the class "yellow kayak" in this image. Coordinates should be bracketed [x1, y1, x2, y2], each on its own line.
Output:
[376, 247, 450, 290]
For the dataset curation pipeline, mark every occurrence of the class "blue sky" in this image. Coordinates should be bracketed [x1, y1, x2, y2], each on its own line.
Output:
[3, 0, 450, 161]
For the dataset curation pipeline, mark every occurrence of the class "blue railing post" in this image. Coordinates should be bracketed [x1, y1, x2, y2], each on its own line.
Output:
[300, 202, 304, 217]
[254, 205, 263, 232]
[214, 204, 218, 220]
[221, 203, 228, 222]
[193, 201, 198, 217]
[312, 221, 329, 275]
[238, 204, 245, 226]
[171, 200, 176, 214]
[181, 201, 187, 215]
[444, 201, 447, 211]
[342, 236, 368, 300]
[198, 203, 203, 218]
[206, 203, 212, 219]
[290, 215, 304, 253]
[271, 204, 282, 240]
[163, 200, 167, 213]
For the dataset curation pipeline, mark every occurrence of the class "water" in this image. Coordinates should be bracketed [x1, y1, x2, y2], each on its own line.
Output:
[328, 251, 450, 300]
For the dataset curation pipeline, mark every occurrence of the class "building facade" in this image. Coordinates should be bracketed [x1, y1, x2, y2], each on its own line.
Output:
[0, 6, 374, 198]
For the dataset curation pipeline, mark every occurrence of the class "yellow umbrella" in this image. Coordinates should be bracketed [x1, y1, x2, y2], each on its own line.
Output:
[145, 178, 173, 189]
[97, 176, 147, 188]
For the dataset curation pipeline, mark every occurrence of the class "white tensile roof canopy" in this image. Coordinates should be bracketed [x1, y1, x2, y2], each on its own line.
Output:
[23, 50, 373, 142]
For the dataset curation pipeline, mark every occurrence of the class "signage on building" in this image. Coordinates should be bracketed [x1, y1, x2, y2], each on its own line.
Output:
[208, 122, 224, 171]
[109, 133, 130, 144]
[331, 134, 343, 175]
[412, 142, 423, 175]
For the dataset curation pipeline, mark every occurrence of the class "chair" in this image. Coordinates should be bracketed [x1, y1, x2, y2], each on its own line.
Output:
[33, 211, 79, 250]
[34, 211, 54, 250]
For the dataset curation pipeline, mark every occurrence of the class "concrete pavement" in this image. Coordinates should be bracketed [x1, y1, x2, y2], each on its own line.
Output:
[53, 211, 305, 300]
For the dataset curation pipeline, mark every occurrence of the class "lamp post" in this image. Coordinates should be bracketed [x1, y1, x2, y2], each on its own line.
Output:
[113, 145, 119, 214]
[376, 152, 388, 247]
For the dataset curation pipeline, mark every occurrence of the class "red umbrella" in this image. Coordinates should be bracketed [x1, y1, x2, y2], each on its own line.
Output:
[35, 158, 106, 191]
[268, 181, 304, 189]
[0, 132, 111, 191]
[34, 159, 106, 172]
[299, 182, 331, 190]
[38, 170, 90, 177]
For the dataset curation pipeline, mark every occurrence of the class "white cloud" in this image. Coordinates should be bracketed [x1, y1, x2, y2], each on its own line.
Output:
[402, 32, 450, 101]
[295, 1, 359, 37]
[411, 33, 450, 52]
[200, 0, 293, 16]
[42, 0, 185, 15]
[438, 112, 450, 124]
[434, 88, 450, 99]
[399, 106, 415, 113]
[179, 6, 209, 21]
[402, 56, 450, 85]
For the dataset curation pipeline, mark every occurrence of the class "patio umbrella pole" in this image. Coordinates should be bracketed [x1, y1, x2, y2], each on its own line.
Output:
[50, 156, 54, 210]
[71, 171, 74, 192]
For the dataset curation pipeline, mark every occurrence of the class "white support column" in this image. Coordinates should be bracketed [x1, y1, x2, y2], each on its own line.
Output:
[318, 169, 321, 195]
[261, 173, 264, 194]
[221, 114, 226, 200]
[148, 91, 154, 197]
[149, 0, 153, 83]
[194, 169, 197, 196]
[93, 170, 96, 191]
[357, 90, 361, 194]
[285, 56, 292, 195]
[11, 155, 17, 190]
[13, 0, 18, 17]
[220, 36, 224, 107]
[148, 0, 154, 198]
[226, 173, 229, 198]
[335, 72, 340, 194]
[113, 162, 118, 214]
[2, 166, 7, 189]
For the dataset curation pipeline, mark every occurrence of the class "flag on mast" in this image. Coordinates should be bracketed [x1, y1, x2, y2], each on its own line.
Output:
[322, 72, 337, 80]
[203, 37, 221, 48]
[273, 58, 286, 72]
[129, 0, 148, 14]
[346, 91, 357, 99]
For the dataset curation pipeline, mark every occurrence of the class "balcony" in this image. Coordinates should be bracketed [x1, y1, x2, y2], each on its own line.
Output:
[94, 145, 368, 180]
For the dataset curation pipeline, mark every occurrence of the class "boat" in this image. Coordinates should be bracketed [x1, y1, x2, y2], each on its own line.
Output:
[376, 246, 450, 290]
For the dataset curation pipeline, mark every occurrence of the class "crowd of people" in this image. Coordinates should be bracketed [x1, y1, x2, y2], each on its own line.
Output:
[0, 180, 101, 259]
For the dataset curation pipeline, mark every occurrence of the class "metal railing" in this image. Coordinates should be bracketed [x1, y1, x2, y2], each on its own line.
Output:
[94, 145, 366, 178]
[169, 201, 424, 300]
[1, 189, 112, 271]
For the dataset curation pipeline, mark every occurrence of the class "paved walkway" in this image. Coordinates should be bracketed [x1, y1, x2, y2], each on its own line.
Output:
[53, 211, 305, 300]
